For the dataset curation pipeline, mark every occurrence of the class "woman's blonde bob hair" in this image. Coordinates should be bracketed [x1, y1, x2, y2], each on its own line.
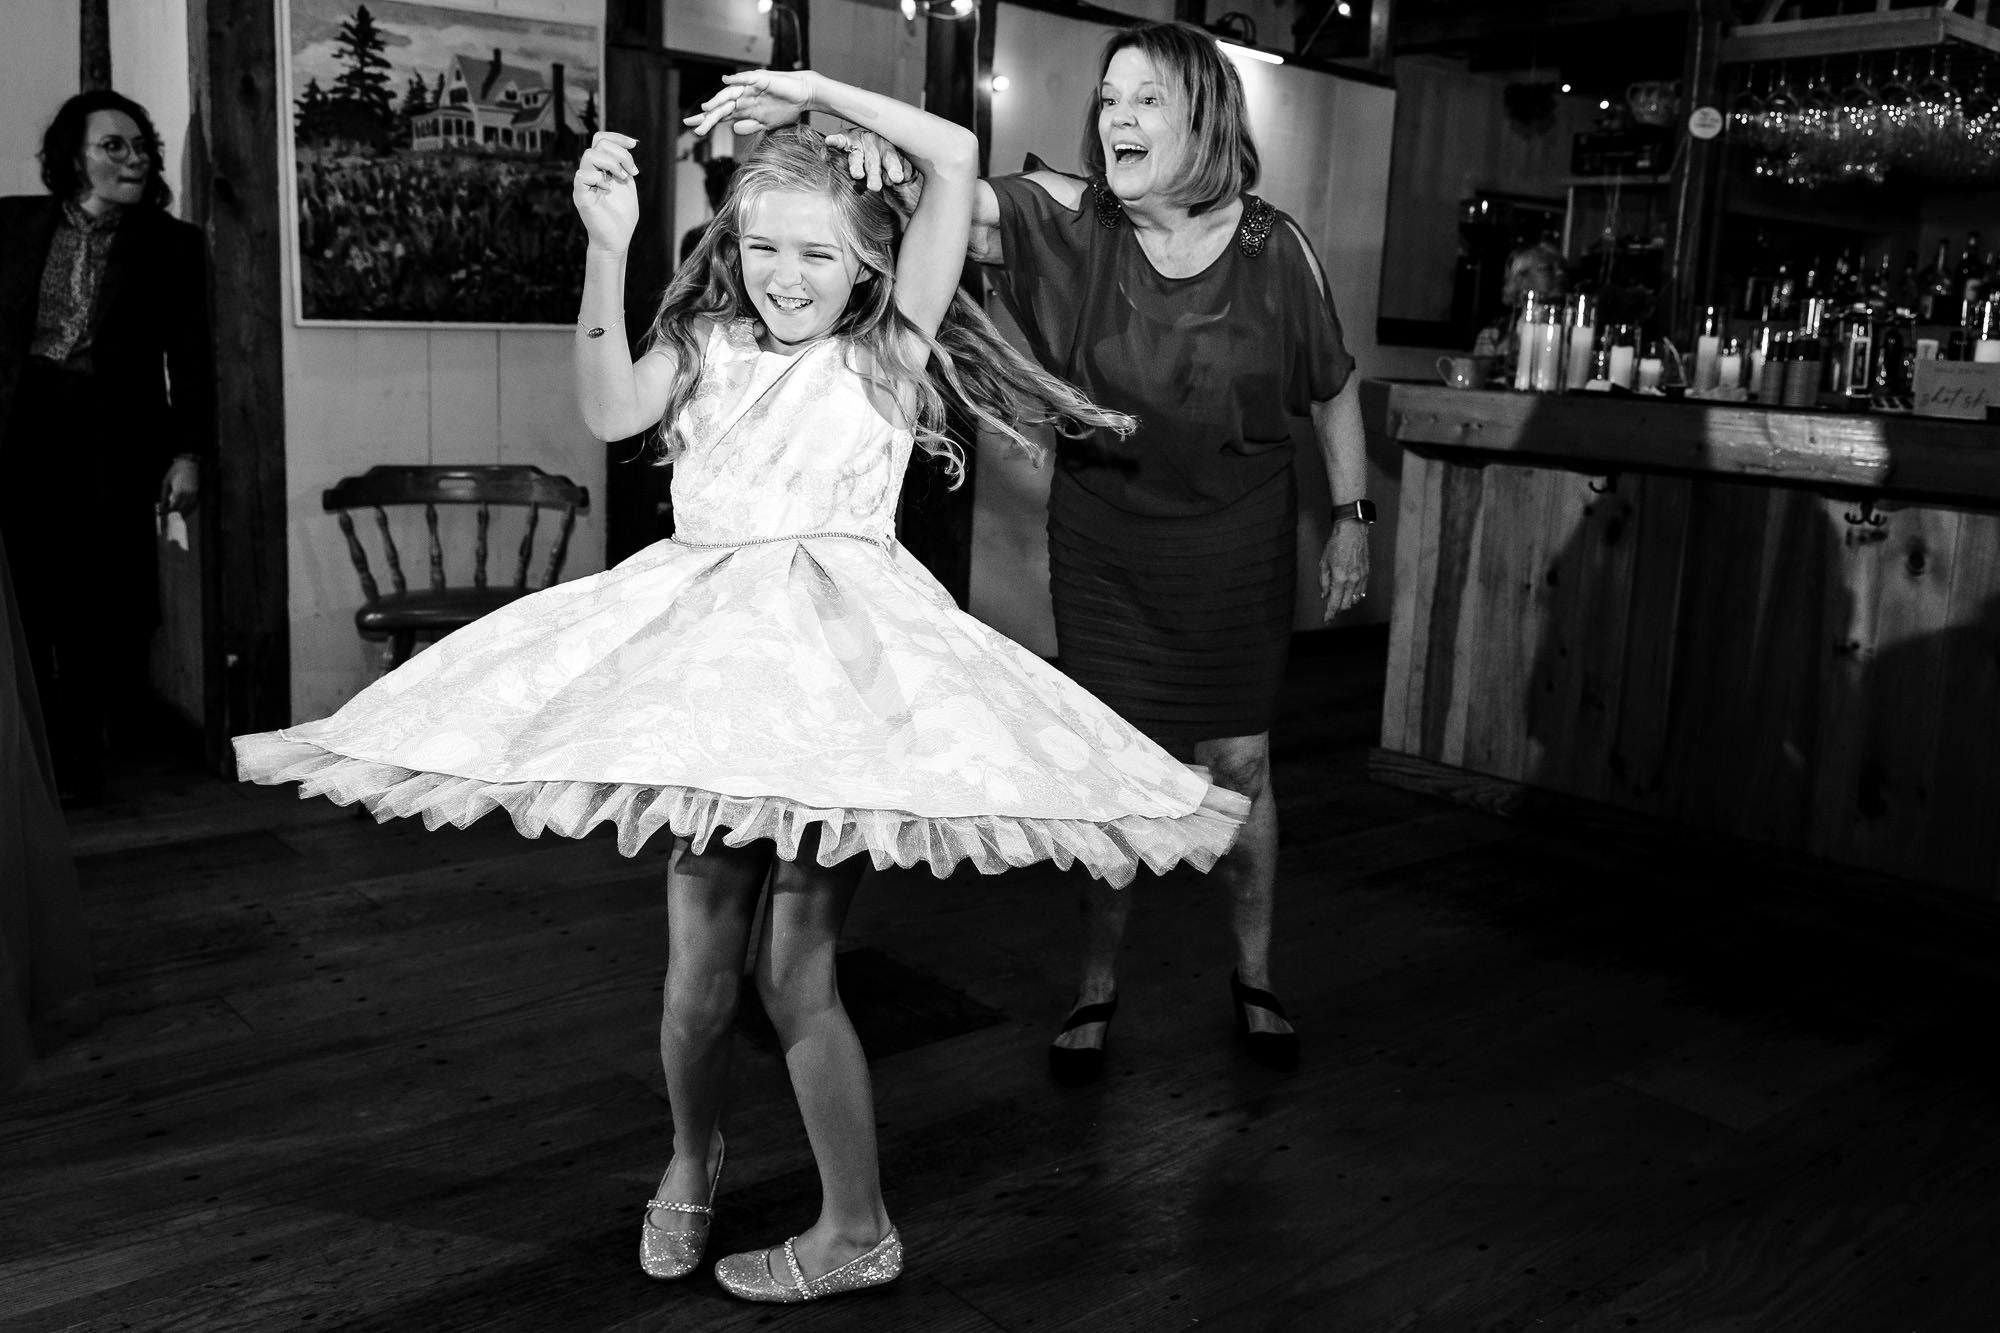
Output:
[1079, 20, 1260, 216]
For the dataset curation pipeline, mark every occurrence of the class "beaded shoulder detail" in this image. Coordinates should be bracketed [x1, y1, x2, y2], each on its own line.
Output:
[1237, 196, 1276, 257]
[1088, 182, 1277, 258]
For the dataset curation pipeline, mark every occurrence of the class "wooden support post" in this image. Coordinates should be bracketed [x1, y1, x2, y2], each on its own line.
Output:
[187, 0, 289, 756]
[1664, 0, 1725, 344]
[1370, 0, 1396, 74]
[80, 0, 111, 90]
[602, 0, 675, 565]
[899, 8, 982, 607]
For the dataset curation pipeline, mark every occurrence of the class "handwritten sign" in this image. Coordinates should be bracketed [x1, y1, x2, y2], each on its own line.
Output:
[1913, 359, 2000, 419]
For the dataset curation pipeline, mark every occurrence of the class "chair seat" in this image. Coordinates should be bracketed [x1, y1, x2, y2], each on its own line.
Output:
[354, 587, 528, 636]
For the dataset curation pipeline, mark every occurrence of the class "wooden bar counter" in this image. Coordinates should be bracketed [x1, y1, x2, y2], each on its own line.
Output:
[1362, 379, 2000, 900]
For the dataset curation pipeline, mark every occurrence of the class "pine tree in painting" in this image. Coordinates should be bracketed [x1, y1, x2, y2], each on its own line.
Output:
[295, 75, 332, 142]
[331, 4, 396, 138]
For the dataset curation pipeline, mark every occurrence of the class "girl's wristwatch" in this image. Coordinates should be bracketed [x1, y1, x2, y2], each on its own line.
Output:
[1331, 499, 1377, 525]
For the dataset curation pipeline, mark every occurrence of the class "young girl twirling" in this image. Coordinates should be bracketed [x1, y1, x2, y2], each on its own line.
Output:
[234, 71, 1247, 1304]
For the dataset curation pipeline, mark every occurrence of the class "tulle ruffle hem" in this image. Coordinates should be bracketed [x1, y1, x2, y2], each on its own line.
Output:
[234, 733, 1247, 889]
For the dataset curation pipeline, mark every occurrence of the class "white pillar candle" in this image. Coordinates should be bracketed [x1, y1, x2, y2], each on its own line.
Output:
[1694, 333, 1722, 390]
[1607, 343, 1636, 388]
[1637, 356, 1664, 391]
[1564, 326, 1596, 390]
[1532, 323, 1563, 391]
[1718, 351, 1743, 389]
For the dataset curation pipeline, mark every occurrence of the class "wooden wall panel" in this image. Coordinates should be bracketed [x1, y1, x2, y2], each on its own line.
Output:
[426, 331, 502, 465]
[1606, 474, 1691, 814]
[1926, 515, 2000, 893]
[1383, 448, 2000, 900]
[1539, 472, 1639, 805]
[1426, 460, 1486, 767]
[1381, 448, 1441, 751]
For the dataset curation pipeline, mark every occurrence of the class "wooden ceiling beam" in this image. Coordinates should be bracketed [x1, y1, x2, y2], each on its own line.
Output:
[1391, 0, 1693, 51]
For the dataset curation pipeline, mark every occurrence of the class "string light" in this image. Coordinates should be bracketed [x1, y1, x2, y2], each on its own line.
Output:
[990, 74, 1011, 93]
[757, 0, 772, 12]
[1561, 82, 1573, 93]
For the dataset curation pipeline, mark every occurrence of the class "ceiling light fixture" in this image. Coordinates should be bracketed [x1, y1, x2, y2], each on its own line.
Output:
[1216, 40, 1284, 65]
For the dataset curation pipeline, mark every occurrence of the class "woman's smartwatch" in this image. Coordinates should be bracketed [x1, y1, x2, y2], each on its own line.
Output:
[1331, 499, 1377, 525]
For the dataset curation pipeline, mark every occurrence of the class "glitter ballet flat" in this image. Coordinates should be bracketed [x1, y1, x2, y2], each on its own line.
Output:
[713, 1227, 903, 1303]
[639, 1134, 725, 1280]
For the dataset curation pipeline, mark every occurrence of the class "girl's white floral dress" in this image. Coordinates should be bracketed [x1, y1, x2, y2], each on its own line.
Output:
[234, 319, 1248, 885]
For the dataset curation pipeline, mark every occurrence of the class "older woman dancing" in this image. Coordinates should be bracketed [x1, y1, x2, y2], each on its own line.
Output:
[834, 20, 1371, 1079]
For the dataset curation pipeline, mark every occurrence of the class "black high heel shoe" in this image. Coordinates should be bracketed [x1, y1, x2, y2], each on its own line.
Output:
[1047, 994, 1118, 1086]
[1231, 971, 1299, 1072]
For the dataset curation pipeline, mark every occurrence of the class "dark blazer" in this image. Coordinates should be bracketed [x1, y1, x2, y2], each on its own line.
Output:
[0, 194, 215, 478]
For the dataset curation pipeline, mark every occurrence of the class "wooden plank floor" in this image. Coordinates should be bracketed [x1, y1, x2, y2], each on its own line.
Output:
[7, 627, 2000, 1331]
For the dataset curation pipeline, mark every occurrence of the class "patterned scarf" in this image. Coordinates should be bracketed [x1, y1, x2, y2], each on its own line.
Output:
[29, 198, 125, 367]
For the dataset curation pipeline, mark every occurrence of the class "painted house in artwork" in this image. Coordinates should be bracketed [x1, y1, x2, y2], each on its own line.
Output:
[412, 49, 570, 153]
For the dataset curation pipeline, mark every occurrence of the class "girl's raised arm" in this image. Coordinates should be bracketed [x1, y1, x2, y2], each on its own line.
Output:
[572, 131, 680, 441]
[688, 71, 978, 341]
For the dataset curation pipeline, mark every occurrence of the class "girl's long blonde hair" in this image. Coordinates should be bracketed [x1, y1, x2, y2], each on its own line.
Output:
[644, 126, 1133, 481]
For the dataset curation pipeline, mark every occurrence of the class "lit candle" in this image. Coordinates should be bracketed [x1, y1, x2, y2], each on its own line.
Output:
[1637, 355, 1664, 391]
[1564, 325, 1596, 391]
[1695, 333, 1722, 390]
[1608, 343, 1636, 388]
[1533, 322, 1563, 391]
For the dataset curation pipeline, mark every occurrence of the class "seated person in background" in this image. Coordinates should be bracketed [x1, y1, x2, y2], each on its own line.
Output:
[1472, 241, 1564, 385]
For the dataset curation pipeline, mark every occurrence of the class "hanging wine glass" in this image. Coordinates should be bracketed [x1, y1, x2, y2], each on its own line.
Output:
[1730, 64, 1768, 149]
[1874, 51, 1915, 170]
[1791, 59, 1839, 184]
[1762, 61, 1800, 157]
[1831, 55, 1884, 182]
[1908, 47, 1962, 175]
[1959, 64, 2000, 181]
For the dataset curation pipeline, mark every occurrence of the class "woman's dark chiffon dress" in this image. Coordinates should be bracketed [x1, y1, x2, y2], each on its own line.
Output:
[987, 167, 1354, 744]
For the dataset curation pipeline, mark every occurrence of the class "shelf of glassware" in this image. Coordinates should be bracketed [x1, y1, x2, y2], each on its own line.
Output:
[1560, 176, 1673, 261]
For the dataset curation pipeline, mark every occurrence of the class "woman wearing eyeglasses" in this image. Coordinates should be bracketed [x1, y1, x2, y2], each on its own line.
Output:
[0, 90, 214, 803]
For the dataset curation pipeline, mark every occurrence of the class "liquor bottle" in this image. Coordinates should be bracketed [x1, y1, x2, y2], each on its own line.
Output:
[1973, 251, 1998, 325]
[1920, 237, 1952, 323]
[1769, 261, 1796, 322]
[1895, 250, 1920, 312]
[1955, 230, 1983, 324]
[1865, 253, 1892, 310]
[1831, 250, 1857, 304]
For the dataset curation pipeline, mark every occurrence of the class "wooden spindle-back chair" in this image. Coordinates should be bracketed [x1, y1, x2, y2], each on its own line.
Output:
[322, 465, 590, 667]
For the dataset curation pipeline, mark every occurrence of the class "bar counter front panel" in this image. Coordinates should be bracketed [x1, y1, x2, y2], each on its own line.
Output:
[1362, 380, 2000, 900]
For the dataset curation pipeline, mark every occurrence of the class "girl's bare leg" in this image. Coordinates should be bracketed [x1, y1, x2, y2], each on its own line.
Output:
[652, 836, 769, 1218]
[752, 830, 889, 1277]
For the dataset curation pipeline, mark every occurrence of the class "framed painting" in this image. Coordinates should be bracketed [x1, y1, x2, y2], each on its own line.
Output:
[279, 0, 603, 326]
